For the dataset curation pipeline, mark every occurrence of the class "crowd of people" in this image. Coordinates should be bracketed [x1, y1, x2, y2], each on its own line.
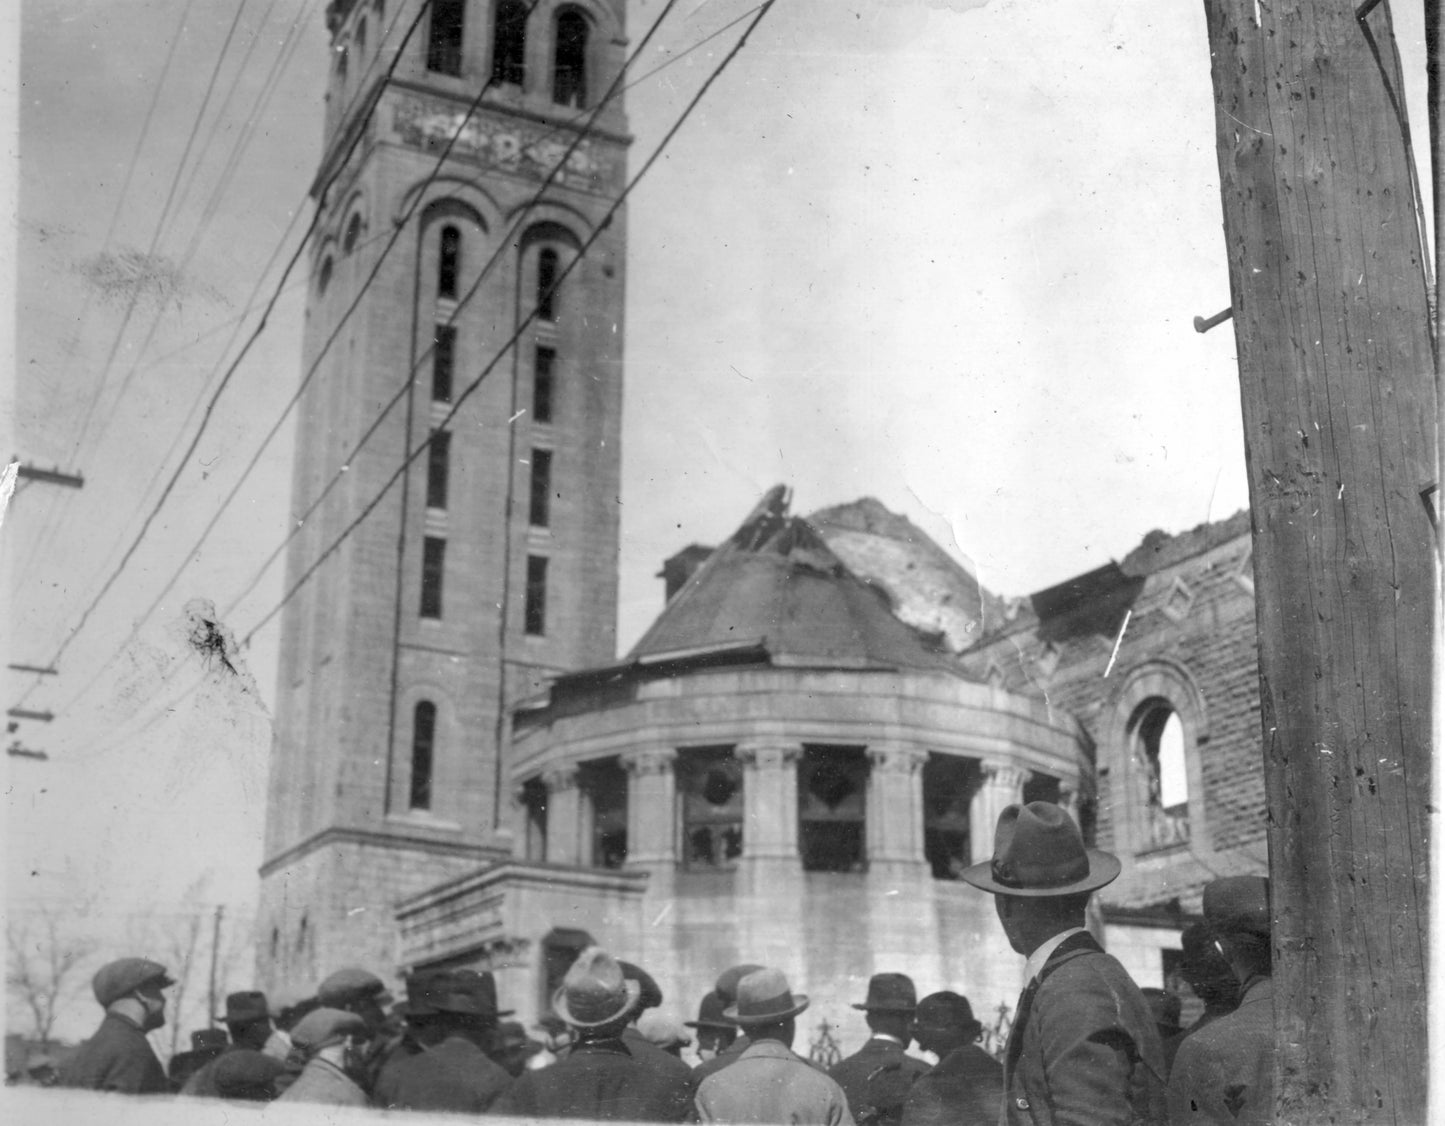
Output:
[45, 802, 1275, 1124]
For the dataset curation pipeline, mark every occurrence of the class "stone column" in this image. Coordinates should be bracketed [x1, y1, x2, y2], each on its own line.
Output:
[970, 759, 1028, 864]
[736, 739, 802, 866]
[621, 748, 678, 867]
[543, 764, 582, 866]
[865, 743, 929, 868]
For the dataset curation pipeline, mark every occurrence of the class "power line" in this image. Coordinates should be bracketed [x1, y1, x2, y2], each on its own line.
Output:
[243, 0, 778, 647]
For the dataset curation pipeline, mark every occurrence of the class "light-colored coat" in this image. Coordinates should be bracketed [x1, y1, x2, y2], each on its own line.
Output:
[1166, 977, 1273, 1126]
[277, 1057, 369, 1106]
[695, 1038, 855, 1126]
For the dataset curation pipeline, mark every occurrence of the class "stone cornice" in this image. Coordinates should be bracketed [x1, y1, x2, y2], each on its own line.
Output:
[259, 826, 502, 878]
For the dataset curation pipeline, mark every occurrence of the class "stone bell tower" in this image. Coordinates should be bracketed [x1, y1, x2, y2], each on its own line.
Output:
[258, 0, 629, 994]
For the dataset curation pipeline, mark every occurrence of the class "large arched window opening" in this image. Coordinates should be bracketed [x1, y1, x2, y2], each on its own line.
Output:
[410, 701, 438, 810]
[492, 0, 527, 86]
[552, 9, 588, 106]
[1129, 698, 1190, 849]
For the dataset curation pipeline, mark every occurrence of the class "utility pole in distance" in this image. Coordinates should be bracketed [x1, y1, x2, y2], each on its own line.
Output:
[1201, 2, 1435, 1122]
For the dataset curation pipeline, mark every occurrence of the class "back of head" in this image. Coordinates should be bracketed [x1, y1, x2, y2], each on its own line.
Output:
[912, 991, 981, 1051]
[1179, 921, 1240, 1008]
[213, 1050, 288, 1101]
[554, 947, 641, 1037]
[1202, 876, 1272, 978]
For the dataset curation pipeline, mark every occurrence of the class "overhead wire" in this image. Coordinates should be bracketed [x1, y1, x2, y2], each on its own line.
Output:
[241, 0, 778, 647]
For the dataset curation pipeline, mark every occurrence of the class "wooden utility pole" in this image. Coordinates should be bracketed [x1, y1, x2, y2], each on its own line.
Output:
[1201, 2, 1436, 1122]
[207, 905, 224, 1029]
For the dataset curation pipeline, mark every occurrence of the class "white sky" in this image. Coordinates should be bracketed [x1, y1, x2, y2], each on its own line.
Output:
[3, 0, 1431, 1041]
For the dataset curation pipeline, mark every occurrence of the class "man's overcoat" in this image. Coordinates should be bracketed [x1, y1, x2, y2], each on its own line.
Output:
[59, 1012, 170, 1095]
[372, 1033, 513, 1112]
[695, 1038, 856, 1126]
[494, 1035, 693, 1121]
[1165, 977, 1273, 1126]
[828, 1037, 930, 1125]
[901, 1043, 1004, 1126]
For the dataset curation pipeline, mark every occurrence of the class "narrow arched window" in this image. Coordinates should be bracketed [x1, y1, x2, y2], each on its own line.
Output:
[493, 0, 527, 86]
[337, 43, 349, 86]
[343, 213, 362, 255]
[318, 256, 333, 293]
[438, 225, 461, 298]
[428, 0, 465, 75]
[553, 10, 588, 107]
[355, 17, 367, 58]
[411, 701, 437, 810]
[537, 247, 559, 320]
[1131, 700, 1190, 849]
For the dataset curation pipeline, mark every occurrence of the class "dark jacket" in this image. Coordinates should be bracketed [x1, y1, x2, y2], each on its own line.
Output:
[1166, 976, 1273, 1126]
[494, 1035, 693, 1121]
[901, 1044, 1004, 1126]
[59, 1012, 170, 1095]
[828, 1037, 931, 1126]
[693, 1033, 750, 1081]
[372, 1033, 512, 1112]
[1004, 932, 1167, 1126]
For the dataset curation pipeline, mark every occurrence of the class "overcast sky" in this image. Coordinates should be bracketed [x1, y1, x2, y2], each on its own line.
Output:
[4, 0, 1431, 1040]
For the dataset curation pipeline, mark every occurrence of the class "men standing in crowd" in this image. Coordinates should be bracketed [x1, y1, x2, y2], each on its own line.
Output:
[168, 1028, 227, 1090]
[372, 968, 513, 1112]
[59, 957, 174, 1095]
[961, 801, 1166, 1125]
[1162, 922, 1241, 1072]
[619, 960, 697, 1091]
[210, 1050, 289, 1102]
[494, 946, 693, 1120]
[316, 965, 398, 1090]
[828, 972, 930, 1126]
[181, 990, 275, 1096]
[694, 967, 854, 1126]
[1167, 876, 1274, 1125]
[900, 991, 1003, 1126]
[692, 962, 764, 1081]
[276, 1007, 371, 1106]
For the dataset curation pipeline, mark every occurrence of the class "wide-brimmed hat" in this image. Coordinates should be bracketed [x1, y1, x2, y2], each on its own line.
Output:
[217, 990, 270, 1025]
[852, 973, 917, 1012]
[912, 991, 982, 1039]
[552, 947, 641, 1029]
[619, 961, 663, 1011]
[714, 963, 765, 1005]
[92, 958, 175, 1007]
[724, 968, 809, 1026]
[684, 990, 735, 1030]
[960, 802, 1121, 897]
[1202, 875, 1270, 938]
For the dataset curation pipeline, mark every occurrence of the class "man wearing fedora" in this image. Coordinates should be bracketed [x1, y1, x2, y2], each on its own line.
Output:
[828, 973, 931, 1126]
[59, 956, 175, 1094]
[372, 968, 513, 1111]
[961, 801, 1166, 1125]
[685, 989, 739, 1065]
[694, 967, 855, 1126]
[1166, 876, 1274, 1125]
[692, 962, 764, 1081]
[180, 989, 275, 1096]
[494, 946, 694, 1120]
[901, 991, 1003, 1126]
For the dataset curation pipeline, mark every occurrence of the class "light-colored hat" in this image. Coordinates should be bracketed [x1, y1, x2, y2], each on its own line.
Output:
[960, 802, 1121, 897]
[317, 967, 393, 1008]
[637, 1011, 691, 1050]
[724, 967, 809, 1026]
[552, 947, 641, 1029]
[290, 1007, 368, 1050]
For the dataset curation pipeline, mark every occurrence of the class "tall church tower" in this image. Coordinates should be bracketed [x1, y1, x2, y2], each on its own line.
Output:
[258, 0, 629, 994]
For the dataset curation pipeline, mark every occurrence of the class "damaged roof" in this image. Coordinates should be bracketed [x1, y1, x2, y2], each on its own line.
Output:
[626, 485, 962, 675]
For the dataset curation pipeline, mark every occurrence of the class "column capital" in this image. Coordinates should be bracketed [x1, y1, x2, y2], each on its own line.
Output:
[542, 763, 579, 792]
[979, 759, 1030, 792]
[867, 743, 929, 774]
[620, 747, 677, 777]
[736, 739, 802, 771]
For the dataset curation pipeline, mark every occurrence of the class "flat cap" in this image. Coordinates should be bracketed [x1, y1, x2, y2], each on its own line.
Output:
[290, 1007, 368, 1049]
[1202, 875, 1270, 938]
[317, 967, 391, 1007]
[92, 958, 174, 1007]
[212, 1050, 288, 1101]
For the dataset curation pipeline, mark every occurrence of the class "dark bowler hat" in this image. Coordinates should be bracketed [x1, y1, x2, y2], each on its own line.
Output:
[290, 1007, 368, 1050]
[714, 963, 765, 1005]
[912, 991, 982, 1039]
[552, 947, 641, 1029]
[191, 1028, 229, 1052]
[724, 967, 809, 1026]
[960, 802, 1121, 897]
[92, 958, 175, 1007]
[852, 973, 917, 1013]
[1202, 875, 1270, 938]
[317, 967, 393, 1008]
[619, 961, 663, 1011]
[212, 1050, 288, 1101]
[217, 990, 270, 1024]
[684, 990, 735, 1030]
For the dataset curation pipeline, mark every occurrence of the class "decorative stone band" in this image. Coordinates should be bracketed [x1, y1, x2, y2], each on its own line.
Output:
[620, 748, 677, 777]
[735, 740, 802, 772]
[867, 744, 930, 774]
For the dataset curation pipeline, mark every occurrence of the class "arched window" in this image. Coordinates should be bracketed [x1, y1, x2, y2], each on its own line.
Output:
[410, 701, 437, 810]
[317, 256, 333, 294]
[438, 225, 461, 298]
[536, 247, 559, 320]
[343, 212, 362, 255]
[428, 0, 465, 75]
[355, 17, 367, 57]
[337, 43, 349, 86]
[492, 0, 527, 86]
[552, 9, 588, 107]
[1129, 699, 1190, 849]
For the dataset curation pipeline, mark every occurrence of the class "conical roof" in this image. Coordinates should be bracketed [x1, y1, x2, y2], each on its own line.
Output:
[627, 486, 959, 674]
